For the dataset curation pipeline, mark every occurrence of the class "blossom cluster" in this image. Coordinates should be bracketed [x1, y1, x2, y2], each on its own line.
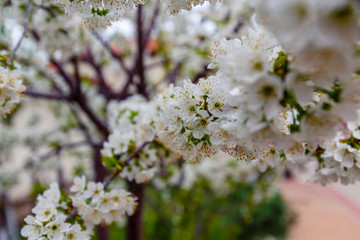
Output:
[70, 176, 138, 225]
[0, 67, 26, 117]
[21, 183, 91, 240]
[165, 0, 219, 14]
[309, 120, 360, 185]
[54, 0, 219, 29]
[102, 95, 175, 183]
[158, 0, 360, 185]
[21, 177, 137, 239]
[158, 77, 232, 162]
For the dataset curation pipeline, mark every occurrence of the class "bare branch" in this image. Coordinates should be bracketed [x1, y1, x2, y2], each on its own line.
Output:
[103, 139, 154, 189]
[50, 58, 109, 135]
[50, 58, 75, 89]
[75, 96, 109, 136]
[135, 5, 149, 99]
[69, 106, 93, 142]
[92, 31, 132, 76]
[167, 62, 182, 84]
[143, 0, 161, 47]
[5, 0, 33, 67]
[25, 90, 70, 101]
[83, 49, 114, 100]
[192, 64, 211, 83]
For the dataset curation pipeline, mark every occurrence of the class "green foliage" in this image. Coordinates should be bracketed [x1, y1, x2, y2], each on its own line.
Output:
[108, 171, 294, 240]
[272, 51, 289, 80]
[91, 8, 110, 16]
[29, 181, 47, 198]
[102, 156, 122, 170]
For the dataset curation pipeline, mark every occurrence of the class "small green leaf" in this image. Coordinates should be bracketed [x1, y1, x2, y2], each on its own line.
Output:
[102, 156, 118, 169]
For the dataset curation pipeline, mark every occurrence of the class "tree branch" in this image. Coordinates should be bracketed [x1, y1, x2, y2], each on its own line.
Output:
[103, 139, 153, 189]
[50, 58, 74, 90]
[51, 58, 109, 135]
[92, 30, 131, 76]
[83, 49, 114, 100]
[5, 0, 33, 67]
[135, 5, 148, 99]
[192, 64, 211, 83]
[143, 0, 160, 47]
[24, 90, 70, 101]
[65, 139, 154, 222]
[74, 95, 109, 135]
[167, 62, 182, 84]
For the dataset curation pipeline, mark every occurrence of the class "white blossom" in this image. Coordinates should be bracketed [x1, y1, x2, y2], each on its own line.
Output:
[0, 67, 26, 117]
[158, 77, 232, 162]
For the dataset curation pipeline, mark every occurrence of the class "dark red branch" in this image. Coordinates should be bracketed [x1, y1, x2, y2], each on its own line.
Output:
[50, 58, 75, 89]
[75, 96, 109, 136]
[135, 5, 148, 99]
[25, 90, 70, 101]
[126, 183, 145, 240]
[192, 64, 211, 83]
[83, 49, 114, 101]
[51, 58, 109, 136]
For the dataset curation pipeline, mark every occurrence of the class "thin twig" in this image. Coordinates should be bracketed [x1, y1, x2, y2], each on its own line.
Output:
[92, 31, 131, 76]
[5, 0, 33, 67]
[192, 64, 211, 83]
[69, 106, 93, 142]
[143, 0, 160, 47]
[50, 58, 74, 90]
[25, 90, 70, 101]
[83, 49, 113, 100]
[75, 96, 109, 136]
[65, 209, 78, 222]
[167, 62, 182, 84]
[103, 139, 153, 189]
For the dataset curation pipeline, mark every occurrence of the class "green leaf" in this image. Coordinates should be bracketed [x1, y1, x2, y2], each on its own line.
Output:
[102, 156, 118, 169]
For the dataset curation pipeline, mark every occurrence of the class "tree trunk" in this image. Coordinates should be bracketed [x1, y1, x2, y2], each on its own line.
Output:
[126, 182, 145, 240]
[93, 146, 109, 240]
